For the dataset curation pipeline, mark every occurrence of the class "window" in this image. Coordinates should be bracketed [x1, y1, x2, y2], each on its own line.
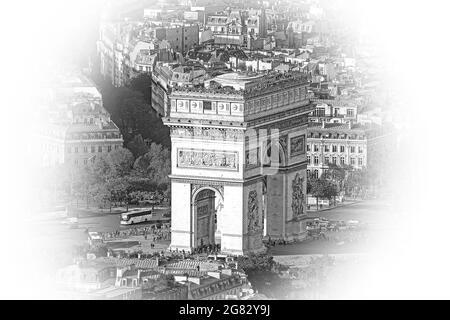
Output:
[84, 146, 88, 153]
[350, 157, 355, 165]
[75, 147, 78, 153]
[107, 145, 112, 152]
[307, 144, 311, 152]
[358, 158, 363, 167]
[332, 156, 337, 164]
[332, 145, 337, 152]
[340, 156, 345, 165]
[314, 144, 319, 152]
[324, 156, 329, 164]
[98, 146, 102, 153]
[350, 146, 355, 153]
[91, 146, 95, 153]
[84, 159, 88, 165]
[340, 145, 345, 153]
[358, 146, 363, 153]
[203, 101, 212, 111]
[324, 145, 329, 152]
[74, 159, 78, 165]
[307, 155, 311, 164]
[316, 108, 325, 116]
[313, 170, 319, 179]
[115, 145, 119, 150]
[334, 108, 340, 117]
[314, 156, 319, 165]
[347, 109, 355, 117]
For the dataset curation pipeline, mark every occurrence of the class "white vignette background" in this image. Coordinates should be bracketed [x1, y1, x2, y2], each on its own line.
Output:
[0, 0, 449, 299]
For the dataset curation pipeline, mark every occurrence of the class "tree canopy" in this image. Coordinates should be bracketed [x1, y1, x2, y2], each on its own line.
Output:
[42, 144, 171, 211]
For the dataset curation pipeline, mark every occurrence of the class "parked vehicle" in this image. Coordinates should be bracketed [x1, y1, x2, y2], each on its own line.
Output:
[88, 232, 103, 246]
[120, 209, 153, 225]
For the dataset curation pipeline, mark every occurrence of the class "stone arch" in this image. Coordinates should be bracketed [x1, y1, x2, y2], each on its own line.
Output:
[191, 185, 224, 248]
[261, 138, 287, 172]
[191, 185, 224, 204]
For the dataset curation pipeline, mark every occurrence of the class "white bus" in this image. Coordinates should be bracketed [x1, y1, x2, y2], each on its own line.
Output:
[120, 209, 153, 225]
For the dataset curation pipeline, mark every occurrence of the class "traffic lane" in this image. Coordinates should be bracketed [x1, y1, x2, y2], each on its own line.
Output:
[28, 209, 170, 248]
[268, 236, 373, 256]
[76, 209, 170, 233]
[306, 200, 392, 224]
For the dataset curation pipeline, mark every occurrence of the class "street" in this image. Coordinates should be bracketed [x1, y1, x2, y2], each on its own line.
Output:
[26, 207, 170, 269]
[270, 199, 396, 256]
[26, 199, 393, 271]
[306, 199, 393, 224]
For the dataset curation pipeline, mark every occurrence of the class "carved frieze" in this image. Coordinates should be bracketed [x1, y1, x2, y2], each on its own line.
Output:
[171, 127, 244, 141]
[178, 148, 238, 171]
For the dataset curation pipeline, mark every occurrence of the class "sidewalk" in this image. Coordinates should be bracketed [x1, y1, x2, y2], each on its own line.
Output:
[105, 236, 170, 254]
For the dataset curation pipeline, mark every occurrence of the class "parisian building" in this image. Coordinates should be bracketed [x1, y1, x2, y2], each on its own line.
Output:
[38, 73, 124, 168]
[306, 121, 369, 179]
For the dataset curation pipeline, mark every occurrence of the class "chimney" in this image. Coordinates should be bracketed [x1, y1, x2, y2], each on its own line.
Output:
[321, 119, 325, 129]
[222, 269, 233, 276]
[188, 276, 201, 285]
[207, 271, 221, 279]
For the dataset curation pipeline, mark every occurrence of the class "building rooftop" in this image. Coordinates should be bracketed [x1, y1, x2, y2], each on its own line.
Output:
[172, 71, 309, 98]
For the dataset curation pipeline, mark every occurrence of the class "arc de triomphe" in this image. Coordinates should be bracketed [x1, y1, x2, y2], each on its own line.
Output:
[163, 72, 313, 255]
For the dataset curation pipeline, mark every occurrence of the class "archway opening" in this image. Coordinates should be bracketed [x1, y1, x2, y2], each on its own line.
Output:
[194, 188, 220, 249]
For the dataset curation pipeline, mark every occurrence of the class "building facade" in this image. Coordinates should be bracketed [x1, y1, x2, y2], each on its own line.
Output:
[163, 72, 313, 255]
[306, 122, 369, 179]
[38, 73, 124, 167]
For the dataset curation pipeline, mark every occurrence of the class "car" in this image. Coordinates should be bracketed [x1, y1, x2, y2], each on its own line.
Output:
[88, 231, 103, 246]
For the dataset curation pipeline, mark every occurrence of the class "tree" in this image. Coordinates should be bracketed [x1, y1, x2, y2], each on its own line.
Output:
[105, 147, 134, 178]
[309, 178, 327, 210]
[83, 147, 135, 210]
[324, 163, 346, 191]
[323, 181, 339, 206]
[133, 143, 171, 187]
[128, 73, 152, 104]
[308, 178, 338, 209]
[71, 164, 96, 208]
[99, 84, 170, 147]
[127, 134, 150, 158]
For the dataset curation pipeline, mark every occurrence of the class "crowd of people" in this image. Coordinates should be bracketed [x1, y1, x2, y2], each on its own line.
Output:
[92, 224, 171, 243]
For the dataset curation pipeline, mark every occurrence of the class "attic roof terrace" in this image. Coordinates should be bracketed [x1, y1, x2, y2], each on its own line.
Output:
[171, 71, 309, 99]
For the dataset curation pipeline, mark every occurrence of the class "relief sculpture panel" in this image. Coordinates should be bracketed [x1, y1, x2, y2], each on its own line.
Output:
[247, 190, 260, 233]
[177, 149, 238, 171]
[291, 173, 305, 218]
